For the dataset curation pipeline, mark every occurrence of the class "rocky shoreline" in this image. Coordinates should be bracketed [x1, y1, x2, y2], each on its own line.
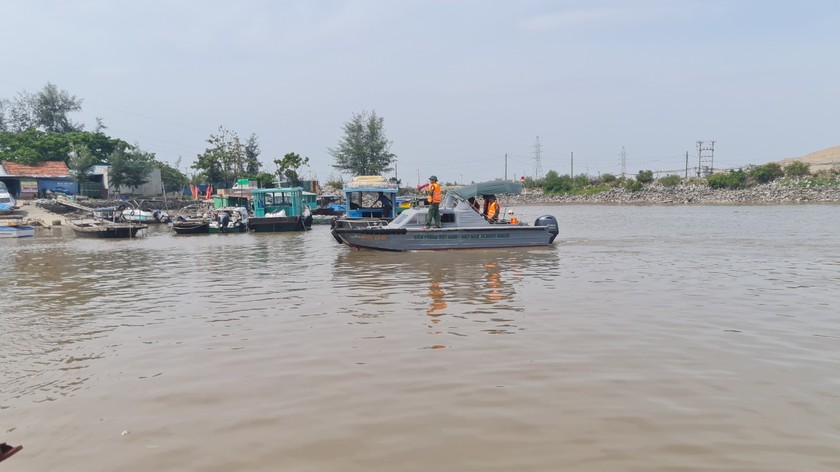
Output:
[11, 180, 840, 228]
[510, 181, 840, 205]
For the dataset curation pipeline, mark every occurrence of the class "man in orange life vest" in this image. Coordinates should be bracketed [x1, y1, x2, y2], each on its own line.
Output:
[418, 175, 442, 228]
[484, 194, 500, 222]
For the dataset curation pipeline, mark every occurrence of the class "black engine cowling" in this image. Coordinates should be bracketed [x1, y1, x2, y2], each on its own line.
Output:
[534, 215, 559, 244]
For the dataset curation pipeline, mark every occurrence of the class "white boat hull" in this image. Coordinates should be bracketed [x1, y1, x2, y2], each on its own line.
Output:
[0, 225, 35, 238]
[122, 209, 170, 223]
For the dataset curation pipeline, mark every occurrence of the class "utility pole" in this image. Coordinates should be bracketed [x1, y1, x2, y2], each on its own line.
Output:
[570, 151, 574, 177]
[504, 153, 508, 180]
[684, 151, 689, 179]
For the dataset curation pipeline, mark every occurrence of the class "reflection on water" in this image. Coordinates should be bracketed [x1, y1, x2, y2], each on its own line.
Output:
[2, 206, 840, 472]
[426, 278, 447, 318]
[331, 247, 560, 342]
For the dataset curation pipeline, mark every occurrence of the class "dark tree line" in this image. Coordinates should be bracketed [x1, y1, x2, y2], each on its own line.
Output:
[0, 83, 182, 191]
[2, 84, 404, 194]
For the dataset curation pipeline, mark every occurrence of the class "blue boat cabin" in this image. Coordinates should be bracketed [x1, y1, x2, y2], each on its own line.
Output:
[344, 186, 398, 219]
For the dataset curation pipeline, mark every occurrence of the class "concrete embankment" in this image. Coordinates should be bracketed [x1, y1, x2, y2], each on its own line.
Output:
[12, 200, 68, 227]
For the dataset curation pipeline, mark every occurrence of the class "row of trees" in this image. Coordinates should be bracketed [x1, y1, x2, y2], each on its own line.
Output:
[190, 127, 317, 189]
[0, 83, 85, 133]
[2, 83, 399, 195]
[0, 83, 183, 191]
[187, 110, 397, 189]
[523, 160, 825, 195]
[706, 161, 814, 189]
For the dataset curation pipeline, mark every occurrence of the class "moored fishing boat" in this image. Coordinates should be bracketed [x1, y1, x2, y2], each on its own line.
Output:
[0, 221, 35, 238]
[66, 218, 147, 238]
[121, 208, 171, 223]
[331, 180, 558, 251]
[172, 219, 211, 235]
[171, 203, 213, 235]
[249, 187, 312, 232]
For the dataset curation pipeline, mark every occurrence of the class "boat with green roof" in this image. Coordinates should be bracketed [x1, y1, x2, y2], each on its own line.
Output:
[249, 187, 312, 232]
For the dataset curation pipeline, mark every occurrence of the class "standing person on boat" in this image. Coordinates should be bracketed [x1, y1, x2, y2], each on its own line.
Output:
[484, 195, 500, 223]
[419, 175, 441, 228]
[376, 191, 393, 218]
[218, 210, 231, 232]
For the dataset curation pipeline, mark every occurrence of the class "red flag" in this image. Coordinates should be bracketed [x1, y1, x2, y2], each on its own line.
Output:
[190, 184, 198, 200]
[205, 185, 213, 200]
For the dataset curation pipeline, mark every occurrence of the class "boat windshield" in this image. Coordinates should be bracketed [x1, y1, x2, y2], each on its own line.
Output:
[389, 210, 413, 227]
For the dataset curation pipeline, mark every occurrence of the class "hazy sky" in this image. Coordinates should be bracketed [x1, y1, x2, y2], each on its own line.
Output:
[2, 0, 838, 185]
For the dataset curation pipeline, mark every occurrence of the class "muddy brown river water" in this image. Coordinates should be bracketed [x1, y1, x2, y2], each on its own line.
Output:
[2, 204, 839, 471]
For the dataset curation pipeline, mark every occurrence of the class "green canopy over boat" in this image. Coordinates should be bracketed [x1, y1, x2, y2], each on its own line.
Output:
[449, 180, 523, 200]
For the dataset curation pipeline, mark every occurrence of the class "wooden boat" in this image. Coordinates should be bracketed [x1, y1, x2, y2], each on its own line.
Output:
[172, 219, 211, 234]
[249, 188, 312, 232]
[331, 180, 558, 251]
[170, 203, 213, 235]
[66, 218, 147, 238]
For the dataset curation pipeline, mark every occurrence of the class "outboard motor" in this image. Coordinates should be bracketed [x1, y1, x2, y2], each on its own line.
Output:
[534, 215, 559, 244]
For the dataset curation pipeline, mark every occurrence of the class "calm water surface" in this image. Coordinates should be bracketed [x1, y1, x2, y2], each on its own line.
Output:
[1, 205, 839, 471]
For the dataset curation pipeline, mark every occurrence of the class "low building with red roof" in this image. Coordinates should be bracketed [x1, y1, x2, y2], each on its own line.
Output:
[0, 161, 76, 199]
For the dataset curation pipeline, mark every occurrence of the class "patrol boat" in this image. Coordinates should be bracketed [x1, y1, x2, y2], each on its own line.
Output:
[331, 180, 558, 251]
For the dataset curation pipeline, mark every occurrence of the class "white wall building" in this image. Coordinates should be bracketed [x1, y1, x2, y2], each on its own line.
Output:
[92, 165, 164, 197]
